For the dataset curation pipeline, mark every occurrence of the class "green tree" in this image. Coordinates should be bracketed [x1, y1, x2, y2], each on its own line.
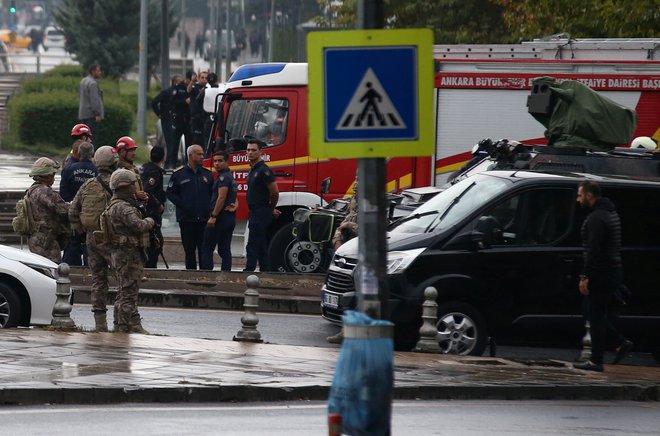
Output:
[54, 0, 141, 79]
[54, 0, 179, 80]
[314, 0, 512, 43]
[496, 0, 659, 40]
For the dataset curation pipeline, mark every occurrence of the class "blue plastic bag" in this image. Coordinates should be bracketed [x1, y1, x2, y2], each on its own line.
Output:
[327, 310, 394, 436]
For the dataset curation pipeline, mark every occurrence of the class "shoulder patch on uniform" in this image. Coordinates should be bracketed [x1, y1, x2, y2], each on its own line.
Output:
[147, 177, 157, 186]
[264, 170, 271, 176]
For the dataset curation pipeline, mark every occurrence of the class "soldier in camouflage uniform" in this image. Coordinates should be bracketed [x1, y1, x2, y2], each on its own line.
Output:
[69, 146, 118, 332]
[27, 157, 70, 263]
[105, 169, 155, 333]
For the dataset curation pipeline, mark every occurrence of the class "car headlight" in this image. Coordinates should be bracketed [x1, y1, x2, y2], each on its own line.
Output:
[386, 248, 425, 274]
[21, 262, 58, 280]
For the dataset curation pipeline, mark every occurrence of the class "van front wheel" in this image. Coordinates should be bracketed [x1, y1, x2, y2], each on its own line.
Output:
[435, 302, 487, 356]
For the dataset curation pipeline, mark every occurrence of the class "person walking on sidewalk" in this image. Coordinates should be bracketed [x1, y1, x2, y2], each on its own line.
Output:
[69, 146, 118, 332]
[104, 169, 155, 334]
[573, 180, 632, 372]
[166, 144, 213, 269]
[244, 138, 280, 272]
[78, 64, 104, 140]
[200, 151, 238, 271]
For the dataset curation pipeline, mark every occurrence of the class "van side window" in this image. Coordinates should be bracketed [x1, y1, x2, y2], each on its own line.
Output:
[480, 188, 574, 246]
[605, 187, 660, 247]
[225, 99, 289, 150]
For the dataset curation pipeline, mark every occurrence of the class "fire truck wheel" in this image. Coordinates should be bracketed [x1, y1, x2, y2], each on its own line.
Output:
[268, 223, 329, 274]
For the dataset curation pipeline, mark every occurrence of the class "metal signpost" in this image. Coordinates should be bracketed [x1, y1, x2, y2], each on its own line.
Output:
[307, 28, 434, 316]
[310, 11, 433, 433]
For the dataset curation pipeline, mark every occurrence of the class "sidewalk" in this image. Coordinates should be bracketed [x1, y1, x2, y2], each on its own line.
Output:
[1, 329, 658, 405]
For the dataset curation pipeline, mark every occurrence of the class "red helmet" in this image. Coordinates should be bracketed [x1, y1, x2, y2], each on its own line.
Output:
[115, 136, 138, 151]
[71, 123, 92, 137]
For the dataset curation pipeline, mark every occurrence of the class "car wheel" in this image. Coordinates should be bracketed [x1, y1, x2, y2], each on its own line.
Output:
[0, 282, 23, 328]
[268, 222, 328, 273]
[435, 302, 488, 356]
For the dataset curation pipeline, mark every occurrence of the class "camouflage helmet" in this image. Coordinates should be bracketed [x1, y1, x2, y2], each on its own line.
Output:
[29, 157, 60, 177]
[94, 145, 118, 168]
[109, 168, 137, 190]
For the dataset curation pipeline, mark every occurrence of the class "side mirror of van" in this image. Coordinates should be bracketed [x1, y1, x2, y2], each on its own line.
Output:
[321, 177, 331, 194]
[473, 215, 502, 249]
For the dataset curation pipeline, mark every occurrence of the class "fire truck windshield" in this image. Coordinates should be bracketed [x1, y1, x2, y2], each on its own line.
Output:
[225, 99, 289, 150]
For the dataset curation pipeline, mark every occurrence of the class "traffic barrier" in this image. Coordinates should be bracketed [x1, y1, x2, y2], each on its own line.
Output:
[415, 286, 441, 353]
[233, 274, 263, 342]
[579, 321, 592, 361]
[51, 263, 75, 329]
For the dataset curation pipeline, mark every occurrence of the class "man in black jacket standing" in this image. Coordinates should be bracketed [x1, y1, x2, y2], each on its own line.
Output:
[141, 146, 167, 268]
[574, 180, 631, 372]
[152, 76, 189, 169]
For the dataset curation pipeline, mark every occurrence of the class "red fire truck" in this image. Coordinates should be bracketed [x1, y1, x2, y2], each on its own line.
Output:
[205, 38, 660, 270]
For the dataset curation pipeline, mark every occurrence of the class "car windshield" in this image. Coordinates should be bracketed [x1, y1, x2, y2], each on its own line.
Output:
[390, 174, 511, 234]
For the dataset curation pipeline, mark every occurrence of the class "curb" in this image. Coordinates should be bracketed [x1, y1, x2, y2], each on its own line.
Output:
[2, 384, 658, 406]
[71, 287, 322, 315]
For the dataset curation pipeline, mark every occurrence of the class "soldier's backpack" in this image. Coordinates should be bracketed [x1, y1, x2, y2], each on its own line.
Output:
[79, 175, 113, 232]
[12, 186, 36, 237]
[94, 198, 122, 246]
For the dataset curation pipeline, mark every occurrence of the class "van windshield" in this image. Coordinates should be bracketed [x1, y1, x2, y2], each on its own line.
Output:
[390, 174, 510, 234]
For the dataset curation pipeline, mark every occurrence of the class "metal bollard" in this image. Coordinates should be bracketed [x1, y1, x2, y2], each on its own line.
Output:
[414, 286, 440, 353]
[578, 321, 592, 361]
[51, 263, 76, 329]
[233, 274, 263, 343]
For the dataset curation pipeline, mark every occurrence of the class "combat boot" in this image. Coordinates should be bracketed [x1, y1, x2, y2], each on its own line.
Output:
[114, 324, 130, 333]
[93, 311, 108, 332]
[129, 313, 150, 334]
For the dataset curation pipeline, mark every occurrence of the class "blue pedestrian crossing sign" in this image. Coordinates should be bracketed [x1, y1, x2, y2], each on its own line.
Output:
[308, 29, 434, 158]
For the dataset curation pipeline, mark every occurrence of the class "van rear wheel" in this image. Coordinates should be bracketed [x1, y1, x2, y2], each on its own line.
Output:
[435, 302, 487, 356]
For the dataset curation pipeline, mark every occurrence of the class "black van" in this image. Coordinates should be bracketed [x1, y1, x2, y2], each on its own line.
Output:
[321, 171, 660, 355]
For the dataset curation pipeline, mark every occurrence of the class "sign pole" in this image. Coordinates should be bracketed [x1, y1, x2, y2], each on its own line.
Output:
[356, 0, 387, 319]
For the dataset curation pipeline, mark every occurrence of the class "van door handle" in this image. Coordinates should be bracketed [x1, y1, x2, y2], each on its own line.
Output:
[274, 172, 292, 177]
[560, 255, 581, 263]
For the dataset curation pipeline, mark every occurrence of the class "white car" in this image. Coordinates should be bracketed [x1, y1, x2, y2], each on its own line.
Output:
[0, 245, 58, 328]
[43, 26, 66, 50]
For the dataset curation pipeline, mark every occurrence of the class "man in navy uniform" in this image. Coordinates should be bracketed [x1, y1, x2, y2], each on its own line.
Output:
[166, 144, 213, 269]
[200, 151, 238, 271]
[244, 138, 280, 271]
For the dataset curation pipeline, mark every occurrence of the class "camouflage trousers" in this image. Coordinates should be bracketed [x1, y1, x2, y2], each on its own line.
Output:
[28, 231, 62, 264]
[86, 233, 113, 313]
[111, 246, 144, 328]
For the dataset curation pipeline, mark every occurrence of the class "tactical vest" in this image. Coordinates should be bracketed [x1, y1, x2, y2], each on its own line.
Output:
[96, 199, 149, 248]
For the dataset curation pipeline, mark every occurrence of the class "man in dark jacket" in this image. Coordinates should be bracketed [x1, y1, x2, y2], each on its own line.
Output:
[166, 144, 213, 269]
[574, 180, 632, 372]
[152, 76, 189, 169]
[61, 141, 97, 266]
[141, 146, 167, 268]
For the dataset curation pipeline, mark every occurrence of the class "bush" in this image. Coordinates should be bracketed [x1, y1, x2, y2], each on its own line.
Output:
[8, 91, 133, 149]
[21, 77, 81, 94]
[42, 64, 85, 79]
